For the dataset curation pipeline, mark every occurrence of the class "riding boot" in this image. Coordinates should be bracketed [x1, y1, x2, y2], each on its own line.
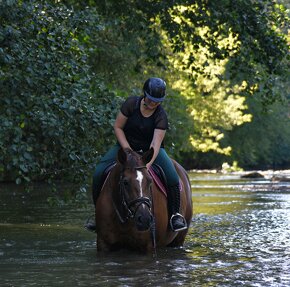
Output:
[168, 184, 187, 232]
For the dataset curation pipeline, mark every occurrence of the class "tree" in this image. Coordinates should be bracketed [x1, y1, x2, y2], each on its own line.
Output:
[159, 0, 288, 151]
[1, 0, 289, 186]
[0, 1, 120, 182]
[88, 0, 289, 162]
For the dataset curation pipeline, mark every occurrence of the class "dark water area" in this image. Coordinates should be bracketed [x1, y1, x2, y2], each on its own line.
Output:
[1, 171, 290, 286]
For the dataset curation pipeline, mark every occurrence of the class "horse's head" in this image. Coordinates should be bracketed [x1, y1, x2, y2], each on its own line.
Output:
[115, 148, 154, 231]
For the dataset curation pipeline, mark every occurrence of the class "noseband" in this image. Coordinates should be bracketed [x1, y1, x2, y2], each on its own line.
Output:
[114, 166, 153, 224]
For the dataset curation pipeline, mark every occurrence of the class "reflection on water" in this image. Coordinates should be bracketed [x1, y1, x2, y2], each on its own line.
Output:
[0, 171, 290, 286]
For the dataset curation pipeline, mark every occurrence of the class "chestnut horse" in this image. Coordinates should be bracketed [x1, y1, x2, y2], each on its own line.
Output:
[95, 148, 192, 253]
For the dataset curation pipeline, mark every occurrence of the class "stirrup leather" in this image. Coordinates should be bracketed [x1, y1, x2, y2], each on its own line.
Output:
[169, 213, 187, 232]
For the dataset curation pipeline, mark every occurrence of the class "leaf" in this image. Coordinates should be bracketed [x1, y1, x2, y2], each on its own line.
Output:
[20, 164, 28, 172]
[23, 152, 32, 160]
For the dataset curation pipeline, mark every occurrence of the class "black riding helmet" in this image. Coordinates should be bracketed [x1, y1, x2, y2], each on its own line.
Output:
[143, 77, 166, 102]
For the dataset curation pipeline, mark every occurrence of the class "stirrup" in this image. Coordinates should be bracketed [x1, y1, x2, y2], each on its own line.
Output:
[84, 215, 96, 233]
[169, 213, 187, 232]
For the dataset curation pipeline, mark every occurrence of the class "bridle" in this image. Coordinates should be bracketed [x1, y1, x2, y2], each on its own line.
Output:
[113, 166, 156, 253]
[113, 164, 157, 254]
[114, 165, 153, 224]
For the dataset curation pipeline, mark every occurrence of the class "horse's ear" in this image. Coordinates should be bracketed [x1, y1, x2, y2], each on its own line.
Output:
[117, 148, 127, 165]
[142, 147, 154, 164]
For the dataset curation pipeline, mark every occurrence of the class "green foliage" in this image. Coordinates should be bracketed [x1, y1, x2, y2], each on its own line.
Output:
[0, 0, 121, 183]
[156, 0, 289, 156]
[0, 0, 289, 188]
[64, 0, 166, 90]
[161, 22, 252, 155]
[159, 0, 289, 88]
[191, 96, 290, 169]
[67, 0, 290, 168]
[162, 89, 194, 160]
[224, 97, 290, 169]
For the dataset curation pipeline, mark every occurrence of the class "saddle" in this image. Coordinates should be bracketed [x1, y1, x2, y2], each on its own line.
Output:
[148, 164, 168, 197]
[100, 162, 168, 197]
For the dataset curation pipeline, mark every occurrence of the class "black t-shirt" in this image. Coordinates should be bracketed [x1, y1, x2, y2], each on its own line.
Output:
[120, 96, 168, 151]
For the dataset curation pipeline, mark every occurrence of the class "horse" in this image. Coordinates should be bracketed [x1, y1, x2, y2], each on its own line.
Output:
[94, 148, 192, 253]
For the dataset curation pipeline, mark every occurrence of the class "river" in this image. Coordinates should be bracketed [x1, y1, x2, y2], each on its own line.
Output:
[1, 170, 290, 286]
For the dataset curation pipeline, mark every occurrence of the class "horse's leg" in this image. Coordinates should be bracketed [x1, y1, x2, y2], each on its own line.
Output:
[97, 236, 113, 252]
[166, 229, 187, 247]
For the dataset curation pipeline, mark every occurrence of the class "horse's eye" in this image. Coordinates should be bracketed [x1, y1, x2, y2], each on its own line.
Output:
[123, 179, 129, 186]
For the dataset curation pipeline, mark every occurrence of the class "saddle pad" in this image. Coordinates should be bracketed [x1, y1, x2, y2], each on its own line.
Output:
[148, 167, 167, 197]
[148, 166, 182, 196]
[101, 163, 180, 197]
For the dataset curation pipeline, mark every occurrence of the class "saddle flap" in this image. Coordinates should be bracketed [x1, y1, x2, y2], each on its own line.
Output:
[101, 162, 180, 198]
[101, 161, 116, 189]
[149, 164, 168, 197]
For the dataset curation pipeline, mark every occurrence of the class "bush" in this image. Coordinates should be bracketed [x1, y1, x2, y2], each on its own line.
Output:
[0, 1, 121, 183]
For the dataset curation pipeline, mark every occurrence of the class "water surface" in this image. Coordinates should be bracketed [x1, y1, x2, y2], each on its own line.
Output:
[1, 171, 290, 286]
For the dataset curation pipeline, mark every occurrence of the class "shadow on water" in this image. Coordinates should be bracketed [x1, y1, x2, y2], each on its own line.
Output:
[1, 171, 290, 286]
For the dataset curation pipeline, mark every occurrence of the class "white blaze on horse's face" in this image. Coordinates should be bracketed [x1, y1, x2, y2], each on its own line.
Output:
[136, 170, 144, 196]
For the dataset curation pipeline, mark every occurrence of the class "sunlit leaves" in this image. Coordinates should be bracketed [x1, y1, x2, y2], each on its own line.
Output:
[162, 7, 252, 154]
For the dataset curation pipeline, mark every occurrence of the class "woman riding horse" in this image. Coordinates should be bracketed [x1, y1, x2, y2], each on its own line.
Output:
[94, 147, 192, 252]
[87, 77, 188, 232]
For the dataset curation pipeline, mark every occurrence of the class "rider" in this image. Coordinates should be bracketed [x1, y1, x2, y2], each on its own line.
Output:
[86, 77, 187, 232]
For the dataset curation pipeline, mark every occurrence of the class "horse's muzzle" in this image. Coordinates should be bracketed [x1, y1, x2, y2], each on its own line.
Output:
[134, 207, 154, 231]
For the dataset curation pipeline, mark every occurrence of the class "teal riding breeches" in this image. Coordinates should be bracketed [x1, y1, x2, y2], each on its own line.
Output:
[92, 144, 179, 205]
